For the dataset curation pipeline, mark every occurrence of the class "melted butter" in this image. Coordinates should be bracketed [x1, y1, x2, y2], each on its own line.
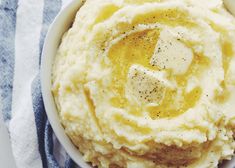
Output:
[184, 87, 202, 108]
[132, 8, 195, 28]
[106, 10, 204, 119]
[95, 4, 119, 24]
[223, 41, 233, 57]
[110, 97, 128, 108]
[108, 29, 205, 119]
[105, 8, 195, 45]
[108, 29, 160, 113]
[175, 54, 211, 87]
[147, 87, 202, 119]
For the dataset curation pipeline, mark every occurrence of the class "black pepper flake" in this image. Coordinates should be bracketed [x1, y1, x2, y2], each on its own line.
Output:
[157, 47, 162, 53]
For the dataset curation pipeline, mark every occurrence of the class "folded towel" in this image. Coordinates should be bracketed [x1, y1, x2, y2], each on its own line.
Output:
[0, 0, 78, 167]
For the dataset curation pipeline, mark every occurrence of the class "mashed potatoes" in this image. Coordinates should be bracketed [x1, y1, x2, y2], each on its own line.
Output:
[52, 0, 235, 167]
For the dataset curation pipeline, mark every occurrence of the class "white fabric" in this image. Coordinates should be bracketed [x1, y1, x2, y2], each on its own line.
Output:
[10, 0, 44, 167]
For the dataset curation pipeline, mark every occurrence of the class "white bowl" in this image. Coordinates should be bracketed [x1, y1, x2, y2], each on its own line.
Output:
[40, 0, 90, 167]
[41, 0, 235, 167]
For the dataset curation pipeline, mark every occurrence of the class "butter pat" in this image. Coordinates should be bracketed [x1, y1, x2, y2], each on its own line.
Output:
[150, 29, 193, 75]
[126, 64, 173, 104]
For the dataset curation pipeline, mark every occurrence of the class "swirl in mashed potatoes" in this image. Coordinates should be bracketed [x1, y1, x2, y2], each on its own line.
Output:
[52, 0, 235, 167]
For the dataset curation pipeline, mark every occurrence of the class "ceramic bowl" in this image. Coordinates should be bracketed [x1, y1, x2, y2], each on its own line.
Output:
[41, 0, 90, 167]
[41, 1, 235, 167]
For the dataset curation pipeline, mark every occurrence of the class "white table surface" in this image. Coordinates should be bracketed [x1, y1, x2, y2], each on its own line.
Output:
[0, 112, 16, 168]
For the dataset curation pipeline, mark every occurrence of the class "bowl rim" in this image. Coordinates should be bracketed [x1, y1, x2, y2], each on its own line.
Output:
[40, 0, 90, 167]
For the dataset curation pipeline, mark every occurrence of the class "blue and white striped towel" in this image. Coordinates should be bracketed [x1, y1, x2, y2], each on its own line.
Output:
[0, 0, 78, 167]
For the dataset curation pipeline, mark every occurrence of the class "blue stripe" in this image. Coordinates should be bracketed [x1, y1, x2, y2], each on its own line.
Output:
[32, 0, 64, 167]
[0, 0, 18, 122]
[32, 74, 48, 168]
[32, 74, 70, 168]
[45, 121, 60, 168]
[39, 0, 62, 66]
[65, 154, 77, 168]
